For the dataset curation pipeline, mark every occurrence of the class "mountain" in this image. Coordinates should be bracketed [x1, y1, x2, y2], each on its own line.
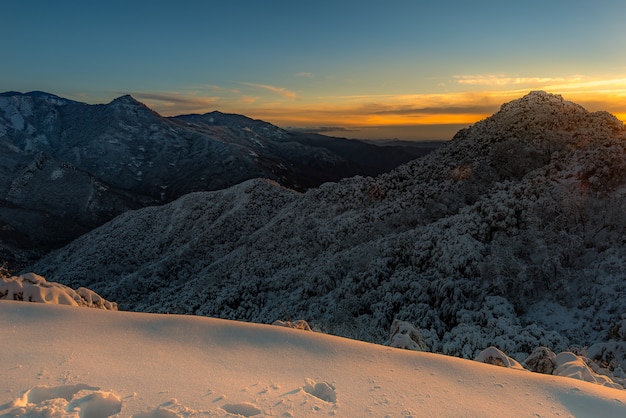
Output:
[0, 91, 433, 267]
[29, 91, 626, 363]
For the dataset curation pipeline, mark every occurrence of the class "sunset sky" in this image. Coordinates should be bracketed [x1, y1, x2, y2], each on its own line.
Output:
[2, 0, 625, 140]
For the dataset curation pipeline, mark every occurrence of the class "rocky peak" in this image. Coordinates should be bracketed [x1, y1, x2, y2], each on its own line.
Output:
[107, 94, 155, 116]
[100, 95, 165, 129]
[380, 91, 626, 203]
[463, 91, 624, 145]
[110, 94, 142, 105]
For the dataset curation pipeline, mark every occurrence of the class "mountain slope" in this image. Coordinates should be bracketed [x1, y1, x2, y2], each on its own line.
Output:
[0, 91, 428, 266]
[30, 91, 626, 362]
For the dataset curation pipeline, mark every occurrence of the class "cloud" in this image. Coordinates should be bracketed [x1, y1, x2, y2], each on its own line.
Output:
[239, 96, 259, 105]
[453, 74, 626, 94]
[131, 92, 215, 105]
[373, 104, 498, 116]
[203, 84, 241, 94]
[241, 82, 299, 100]
[129, 91, 221, 115]
[286, 126, 355, 134]
[450, 74, 626, 120]
[543, 77, 626, 93]
[295, 72, 314, 78]
[454, 74, 568, 86]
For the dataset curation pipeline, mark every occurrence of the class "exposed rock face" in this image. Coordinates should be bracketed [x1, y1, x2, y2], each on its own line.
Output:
[474, 346, 525, 369]
[522, 347, 556, 374]
[272, 319, 312, 331]
[387, 320, 428, 351]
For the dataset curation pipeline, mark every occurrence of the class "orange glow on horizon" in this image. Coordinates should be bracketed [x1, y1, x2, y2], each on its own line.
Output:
[614, 113, 626, 122]
[360, 113, 489, 127]
[252, 111, 490, 128]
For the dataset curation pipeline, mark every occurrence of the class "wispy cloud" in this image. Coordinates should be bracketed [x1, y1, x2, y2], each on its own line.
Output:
[131, 92, 216, 105]
[129, 91, 221, 115]
[373, 104, 497, 116]
[203, 84, 241, 94]
[287, 126, 355, 134]
[239, 96, 259, 105]
[453, 74, 575, 86]
[453, 73, 626, 94]
[241, 82, 299, 100]
[295, 72, 314, 78]
[542, 77, 626, 93]
[451, 74, 626, 118]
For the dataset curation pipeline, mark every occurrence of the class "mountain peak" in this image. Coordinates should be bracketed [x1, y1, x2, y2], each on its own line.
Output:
[498, 90, 581, 114]
[107, 94, 158, 117]
[461, 90, 624, 144]
[515, 89, 563, 101]
[432, 91, 626, 185]
[110, 94, 143, 106]
[0, 91, 78, 106]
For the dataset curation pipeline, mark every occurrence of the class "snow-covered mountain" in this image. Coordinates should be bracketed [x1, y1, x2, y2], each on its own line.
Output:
[0, 91, 430, 267]
[28, 92, 626, 367]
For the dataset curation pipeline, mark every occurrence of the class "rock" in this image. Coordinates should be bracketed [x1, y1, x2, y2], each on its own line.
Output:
[387, 319, 427, 351]
[272, 319, 312, 331]
[474, 346, 525, 369]
[522, 346, 556, 374]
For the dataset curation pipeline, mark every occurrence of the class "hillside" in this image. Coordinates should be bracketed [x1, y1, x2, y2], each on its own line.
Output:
[29, 91, 626, 364]
[0, 91, 430, 267]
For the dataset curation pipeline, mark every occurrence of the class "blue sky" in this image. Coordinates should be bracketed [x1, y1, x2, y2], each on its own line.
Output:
[2, 0, 625, 139]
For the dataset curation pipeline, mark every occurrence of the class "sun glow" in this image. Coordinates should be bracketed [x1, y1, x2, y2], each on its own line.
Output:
[361, 113, 487, 127]
[614, 113, 626, 122]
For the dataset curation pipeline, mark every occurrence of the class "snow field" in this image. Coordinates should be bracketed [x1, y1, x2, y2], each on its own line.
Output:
[2, 301, 626, 417]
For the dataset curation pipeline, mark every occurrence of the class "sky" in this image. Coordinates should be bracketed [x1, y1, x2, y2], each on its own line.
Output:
[2, 0, 626, 140]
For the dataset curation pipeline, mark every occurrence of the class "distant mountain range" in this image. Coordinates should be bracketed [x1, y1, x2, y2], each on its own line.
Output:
[29, 91, 626, 361]
[0, 91, 438, 266]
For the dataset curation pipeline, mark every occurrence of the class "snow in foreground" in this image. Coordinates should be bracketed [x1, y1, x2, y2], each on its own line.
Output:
[2, 301, 626, 417]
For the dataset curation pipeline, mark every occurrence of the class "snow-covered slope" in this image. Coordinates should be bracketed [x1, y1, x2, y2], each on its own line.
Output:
[29, 92, 626, 364]
[2, 300, 626, 417]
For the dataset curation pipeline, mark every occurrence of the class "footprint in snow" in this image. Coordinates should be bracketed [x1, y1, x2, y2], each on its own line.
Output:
[132, 407, 182, 418]
[1, 383, 122, 417]
[303, 379, 337, 403]
[221, 401, 263, 416]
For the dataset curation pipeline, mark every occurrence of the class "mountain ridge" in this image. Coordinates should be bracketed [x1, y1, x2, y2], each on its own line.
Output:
[0, 91, 432, 267]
